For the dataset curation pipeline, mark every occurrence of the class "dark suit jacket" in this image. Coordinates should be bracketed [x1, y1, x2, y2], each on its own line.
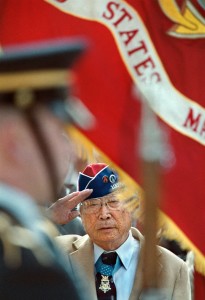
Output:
[56, 227, 191, 300]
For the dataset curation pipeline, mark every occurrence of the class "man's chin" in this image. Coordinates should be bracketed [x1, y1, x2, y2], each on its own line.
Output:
[96, 228, 117, 241]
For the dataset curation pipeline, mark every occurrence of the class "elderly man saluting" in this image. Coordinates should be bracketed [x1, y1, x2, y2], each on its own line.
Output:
[57, 163, 191, 300]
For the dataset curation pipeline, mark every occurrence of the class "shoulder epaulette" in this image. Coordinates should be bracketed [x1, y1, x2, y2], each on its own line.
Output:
[0, 212, 54, 268]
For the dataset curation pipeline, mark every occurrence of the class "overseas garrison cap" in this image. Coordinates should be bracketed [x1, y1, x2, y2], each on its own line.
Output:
[78, 163, 120, 200]
[0, 38, 92, 127]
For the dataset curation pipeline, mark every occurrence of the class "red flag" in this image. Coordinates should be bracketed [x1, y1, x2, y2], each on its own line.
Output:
[1, 0, 205, 297]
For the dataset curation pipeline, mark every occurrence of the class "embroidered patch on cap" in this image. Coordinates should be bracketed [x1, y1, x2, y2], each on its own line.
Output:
[78, 163, 119, 199]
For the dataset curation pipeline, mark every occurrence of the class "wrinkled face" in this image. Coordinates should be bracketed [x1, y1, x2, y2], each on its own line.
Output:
[80, 193, 132, 250]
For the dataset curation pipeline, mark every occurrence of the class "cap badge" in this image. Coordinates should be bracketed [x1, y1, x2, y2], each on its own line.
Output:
[14, 89, 34, 109]
[109, 174, 116, 184]
[102, 175, 109, 183]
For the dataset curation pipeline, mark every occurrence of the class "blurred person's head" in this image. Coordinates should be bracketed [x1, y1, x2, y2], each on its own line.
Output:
[0, 38, 86, 205]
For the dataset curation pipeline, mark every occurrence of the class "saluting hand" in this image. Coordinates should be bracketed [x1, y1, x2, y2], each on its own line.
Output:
[48, 189, 92, 225]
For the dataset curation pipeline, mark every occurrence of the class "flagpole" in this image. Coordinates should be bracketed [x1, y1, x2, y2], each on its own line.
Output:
[138, 100, 164, 299]
[141, 160, 159, 290]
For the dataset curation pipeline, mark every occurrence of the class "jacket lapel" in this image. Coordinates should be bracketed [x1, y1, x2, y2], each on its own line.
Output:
[129, 228, 163, 300]
[69, 235, 98, 300]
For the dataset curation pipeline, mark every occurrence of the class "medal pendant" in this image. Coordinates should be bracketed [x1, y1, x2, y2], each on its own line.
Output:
[99, 275, 111, 293]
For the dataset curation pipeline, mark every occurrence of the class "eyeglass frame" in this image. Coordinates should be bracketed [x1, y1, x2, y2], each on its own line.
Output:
[80, 193, 123, 214]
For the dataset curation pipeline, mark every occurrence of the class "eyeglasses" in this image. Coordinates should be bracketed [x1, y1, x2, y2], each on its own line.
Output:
[81, 196, 123, 214]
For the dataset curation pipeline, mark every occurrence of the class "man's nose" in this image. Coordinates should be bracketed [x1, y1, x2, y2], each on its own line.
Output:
[99, 203, 111, 219]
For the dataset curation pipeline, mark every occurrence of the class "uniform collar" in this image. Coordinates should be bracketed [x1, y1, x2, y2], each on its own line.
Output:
[0, 183, 44, 231]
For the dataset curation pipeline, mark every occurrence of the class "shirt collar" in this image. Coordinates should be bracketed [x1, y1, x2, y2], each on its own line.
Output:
[94, 243, 105, 264]
[116, 231, 137, 270]
[94, 230, 138, 270]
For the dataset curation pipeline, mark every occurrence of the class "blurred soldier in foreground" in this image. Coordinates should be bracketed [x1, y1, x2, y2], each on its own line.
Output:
[57, 163, 191, 300]
[0, 38, 92, 299]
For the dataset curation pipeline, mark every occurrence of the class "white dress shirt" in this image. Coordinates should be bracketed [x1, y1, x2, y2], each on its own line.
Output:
[94, 230, 140, 300]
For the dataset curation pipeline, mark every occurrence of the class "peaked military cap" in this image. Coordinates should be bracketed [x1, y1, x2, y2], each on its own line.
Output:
[0, 38, 90, 126]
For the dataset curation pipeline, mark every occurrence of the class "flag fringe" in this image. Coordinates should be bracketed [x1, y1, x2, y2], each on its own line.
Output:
[67, 125, 205, 276]
[158, 212, 205, 276]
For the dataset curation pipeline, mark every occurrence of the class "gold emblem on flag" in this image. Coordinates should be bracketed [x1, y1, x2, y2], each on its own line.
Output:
[99, 275, 111, 293]
[158, 0, 205, 38]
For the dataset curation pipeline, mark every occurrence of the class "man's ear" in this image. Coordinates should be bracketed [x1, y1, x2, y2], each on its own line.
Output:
[1, 120, 29, 165]
[79, 206, 83, 217]
[79, 207, 85, 223]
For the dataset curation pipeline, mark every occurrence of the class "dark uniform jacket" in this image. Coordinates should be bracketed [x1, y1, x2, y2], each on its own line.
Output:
[0, 184, 87, 300]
